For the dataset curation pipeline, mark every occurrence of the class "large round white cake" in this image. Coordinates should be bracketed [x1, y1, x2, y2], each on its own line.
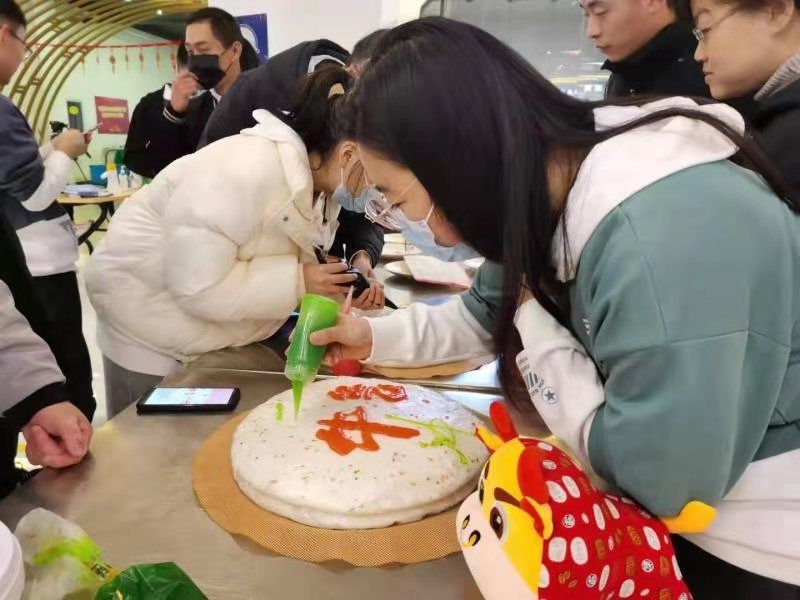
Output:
[231, 377, 488, 529]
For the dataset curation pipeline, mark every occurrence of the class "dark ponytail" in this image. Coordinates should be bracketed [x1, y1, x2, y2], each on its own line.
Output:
[348, 17, 798, 411]
[290, 65, 353, 159]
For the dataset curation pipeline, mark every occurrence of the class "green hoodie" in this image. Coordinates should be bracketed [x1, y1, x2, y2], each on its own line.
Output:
[558, 160, 800, 583]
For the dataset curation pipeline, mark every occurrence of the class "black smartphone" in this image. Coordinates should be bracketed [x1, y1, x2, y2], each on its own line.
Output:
[337, 267, 398, 309]
[136, 387, 240, 414]
[339, 267, 372, 295]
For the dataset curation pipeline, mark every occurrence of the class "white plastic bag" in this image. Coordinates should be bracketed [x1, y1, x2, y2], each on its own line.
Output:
[14, 509, 116, 600]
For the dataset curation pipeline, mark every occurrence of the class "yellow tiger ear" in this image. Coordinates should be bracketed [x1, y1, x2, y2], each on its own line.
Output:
[476, 426, 504, 453]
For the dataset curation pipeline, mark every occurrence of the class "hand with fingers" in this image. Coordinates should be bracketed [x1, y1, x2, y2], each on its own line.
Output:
[303, 262, 358, 297]
[351, 280, 385, 310]
[169, 72, 200, 114]
[349, 252, 385, 310]
[309, 313, 373, 366]
[52, 129, 89, 160]
[22, 402, 93, 469]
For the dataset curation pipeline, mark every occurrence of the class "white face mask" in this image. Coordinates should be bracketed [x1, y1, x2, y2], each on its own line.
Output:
[401, 205, 481, 263]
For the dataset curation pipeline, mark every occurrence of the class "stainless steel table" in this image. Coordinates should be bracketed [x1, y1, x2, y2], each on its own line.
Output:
[0, 369, 525, 599]
[0, 257, 540, 598]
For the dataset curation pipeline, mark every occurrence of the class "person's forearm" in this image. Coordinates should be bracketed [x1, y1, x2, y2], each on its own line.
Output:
[23, 150, 73, 211]
[367, 296, 494, 366]
[514, 297, 604, 467]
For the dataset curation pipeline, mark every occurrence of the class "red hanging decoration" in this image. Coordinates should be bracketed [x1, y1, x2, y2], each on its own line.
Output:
[109, 49, 116, 75]
[124, 47, 130, 71]
[30, 41, 181, 52]
[80, 52, 86, 76]
[154, 47, 161, 70]
[139, 48, 145, 72]
[170, 48, 177, 71]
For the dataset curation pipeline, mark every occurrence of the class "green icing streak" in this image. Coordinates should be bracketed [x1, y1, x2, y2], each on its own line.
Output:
[386, 414, 472, 465]
[292, 381, 303, 419]
[276, 401, 284, 422]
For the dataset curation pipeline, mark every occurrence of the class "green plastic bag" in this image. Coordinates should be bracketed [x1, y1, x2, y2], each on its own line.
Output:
[95, 563, 207, 600]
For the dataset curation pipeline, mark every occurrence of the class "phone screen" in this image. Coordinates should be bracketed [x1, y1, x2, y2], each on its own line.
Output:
[144, 387, 236, 407]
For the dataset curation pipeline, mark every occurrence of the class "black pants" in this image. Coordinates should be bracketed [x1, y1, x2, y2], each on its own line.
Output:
[30, 272, 96, 420]
[673, 536, 800, 599]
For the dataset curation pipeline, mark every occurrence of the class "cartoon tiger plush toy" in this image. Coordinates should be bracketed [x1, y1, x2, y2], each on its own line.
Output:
[457, 402, 716, 600]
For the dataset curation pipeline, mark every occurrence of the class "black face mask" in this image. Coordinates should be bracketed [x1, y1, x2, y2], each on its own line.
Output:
[188, 53, 226, 90]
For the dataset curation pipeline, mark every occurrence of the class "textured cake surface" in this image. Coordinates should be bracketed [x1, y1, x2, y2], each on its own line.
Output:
[231, 377, 488, 529]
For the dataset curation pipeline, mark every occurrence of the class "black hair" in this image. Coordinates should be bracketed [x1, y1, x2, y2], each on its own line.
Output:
[176, 42, 188, 68]
[0, 0, 26, 28]
[348, 17, 797, 410]
[186, 7, 241, 48]
[239, 37, 261, 71]
[290, 64, 353, 160]
[348, 29, 389, 66]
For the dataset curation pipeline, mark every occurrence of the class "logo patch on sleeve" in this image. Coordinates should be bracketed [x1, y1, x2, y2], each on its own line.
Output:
[516, 351, 558, 405]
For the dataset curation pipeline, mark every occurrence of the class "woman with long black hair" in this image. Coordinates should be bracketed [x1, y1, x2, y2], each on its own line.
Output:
[311, 17, 800, 597]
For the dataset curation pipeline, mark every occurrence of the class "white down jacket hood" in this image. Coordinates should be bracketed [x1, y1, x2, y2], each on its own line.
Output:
[86, 110, 340, 363]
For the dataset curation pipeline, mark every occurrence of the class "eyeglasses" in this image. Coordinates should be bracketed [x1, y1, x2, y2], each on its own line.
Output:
[364, 193, 406, 231]
[8, 28, 33, 61]
[363, 173, 418, 231]
[692, 9, 739, 42]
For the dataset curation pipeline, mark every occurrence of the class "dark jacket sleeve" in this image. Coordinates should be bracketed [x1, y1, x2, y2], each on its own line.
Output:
[329, 210, 385, 267]
[0, 96, 44, 205]
[757, 109, 800, 202]
[3, 384, 65, 430]
[198, 71, 260, 148]
[137, 102, 195, 176]
[0, 96, 50, 339]
[123, 89, 166, 179]
[0, 210, 48, 337]
[460, 261, 503, 334]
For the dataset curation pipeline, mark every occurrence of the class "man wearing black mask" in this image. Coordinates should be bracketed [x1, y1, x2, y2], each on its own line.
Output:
[123, 45, 189, 179]
[134, 7, 258, 176]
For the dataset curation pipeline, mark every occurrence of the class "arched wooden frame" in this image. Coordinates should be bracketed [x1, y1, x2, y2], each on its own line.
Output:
[6, 0, 206, 139]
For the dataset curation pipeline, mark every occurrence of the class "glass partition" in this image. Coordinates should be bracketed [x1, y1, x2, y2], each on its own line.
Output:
[421, 0, 608, 99]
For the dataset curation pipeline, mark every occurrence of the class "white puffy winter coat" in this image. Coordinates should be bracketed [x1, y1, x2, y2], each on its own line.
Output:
[86, 110, 340, 366]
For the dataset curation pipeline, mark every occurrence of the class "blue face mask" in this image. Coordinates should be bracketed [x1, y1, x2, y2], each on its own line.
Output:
[401, 206, 481, 263]
[331, 184, 378, 213]
[331, 165, 383, 213]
